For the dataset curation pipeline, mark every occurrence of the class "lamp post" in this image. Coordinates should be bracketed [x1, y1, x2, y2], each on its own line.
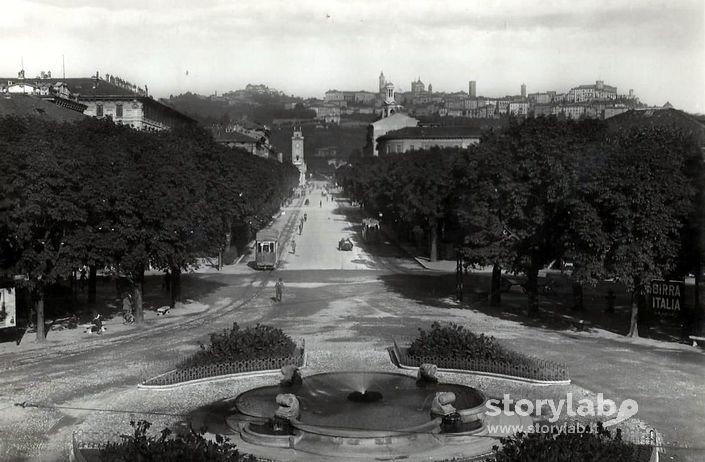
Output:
[455, 247, 464, 302]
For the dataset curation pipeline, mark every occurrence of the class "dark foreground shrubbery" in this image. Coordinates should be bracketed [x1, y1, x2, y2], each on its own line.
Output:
[179, 322, 296, 368]
[490, 422, 653, 462]
[100, 420, 256, 461]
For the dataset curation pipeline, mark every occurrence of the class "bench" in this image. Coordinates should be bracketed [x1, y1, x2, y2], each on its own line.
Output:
[156, 306, 171, 316]
[82, 323, 106, 334]
[689, 336, 705, 347]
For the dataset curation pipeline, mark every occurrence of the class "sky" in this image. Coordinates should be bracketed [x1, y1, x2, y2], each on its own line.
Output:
[2, 0, 704, 113]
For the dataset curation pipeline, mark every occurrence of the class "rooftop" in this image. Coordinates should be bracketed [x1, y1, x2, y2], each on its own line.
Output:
[378, 125, 484, 141]
[212, 129, 260, 144]
[607, 108, 705, 146]
[0, 77, 141, 97]
[0, 94, 86, 122]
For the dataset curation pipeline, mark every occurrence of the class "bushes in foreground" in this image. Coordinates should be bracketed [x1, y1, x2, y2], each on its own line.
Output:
[100, 420, 255, 462]
[490, 422, 652, 462]
[179, 322, 296, 368]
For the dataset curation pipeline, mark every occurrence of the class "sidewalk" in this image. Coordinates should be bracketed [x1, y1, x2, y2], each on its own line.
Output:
[378, 224, 458, 272]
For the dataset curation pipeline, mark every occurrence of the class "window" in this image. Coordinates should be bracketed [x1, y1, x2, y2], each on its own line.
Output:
[96, 104, 103, 117]
[116, 103, 123, 117]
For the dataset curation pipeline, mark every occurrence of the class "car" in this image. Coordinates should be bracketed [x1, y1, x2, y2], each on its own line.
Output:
[338, 237, 353, 251]
[500, 259, 574, 294]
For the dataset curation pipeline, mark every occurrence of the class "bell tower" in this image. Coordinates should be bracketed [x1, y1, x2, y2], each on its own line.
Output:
[378, 71, 386, 95]
[382, 82, 402, 117]
[291, 127, 306, 186]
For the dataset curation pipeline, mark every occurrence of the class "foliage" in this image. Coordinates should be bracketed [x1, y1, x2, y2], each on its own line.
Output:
[490, 422, 651, 462]
[337, 147, 468, 260]
[339, 115, 704, 326]
[180, 322, 296, 368]
[99, 419, 255, 461]
[0, 116, 299, 325]
[409, 322, 527, 365]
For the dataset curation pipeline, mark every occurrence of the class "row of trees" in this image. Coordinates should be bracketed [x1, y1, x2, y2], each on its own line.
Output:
[337, 116, 705, 335]
[0, 116, 300, 341]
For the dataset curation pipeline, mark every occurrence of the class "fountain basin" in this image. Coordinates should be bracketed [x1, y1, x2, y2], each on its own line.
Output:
[232, 371, 487, 439]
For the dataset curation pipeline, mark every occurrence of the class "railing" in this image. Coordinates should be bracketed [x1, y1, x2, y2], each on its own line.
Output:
[141, 339, 305, 387]
[392, 337, 569, 382]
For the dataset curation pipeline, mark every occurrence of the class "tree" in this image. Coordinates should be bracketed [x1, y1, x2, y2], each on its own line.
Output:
[472, 116, 608, 316]
[595, 127, 698, 337]
[0, 117, 90, 340]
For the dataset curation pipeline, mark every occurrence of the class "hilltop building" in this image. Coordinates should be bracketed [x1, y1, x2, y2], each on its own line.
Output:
[411, 77, 425, 95]
[568, 80, 617, 102]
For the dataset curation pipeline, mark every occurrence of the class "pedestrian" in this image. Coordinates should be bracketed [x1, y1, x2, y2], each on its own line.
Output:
[304, 213, 307, 222]
[162, 269, 171, 292]
[275, 278, 284, 302]
[291, 238, 296, 254]
[91, 312, 104, 334]
[299, 224, 302, 235]
[320, 200, 322, 208]
[79, 267, 87, 292]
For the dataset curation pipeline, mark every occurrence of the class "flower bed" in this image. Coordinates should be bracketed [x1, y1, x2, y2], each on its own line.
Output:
[141, 323, 304, 387]
[394, 323, 568, 382]
[180, 323, 297, 368]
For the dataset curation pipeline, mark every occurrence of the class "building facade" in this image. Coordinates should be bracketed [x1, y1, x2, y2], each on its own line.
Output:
[366, 112, 419, 156]
[376, 126, 482, 154]
[411, 77, 426, 95]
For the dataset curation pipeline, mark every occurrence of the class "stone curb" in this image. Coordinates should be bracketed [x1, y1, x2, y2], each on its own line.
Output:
[136, 368, 284, 391]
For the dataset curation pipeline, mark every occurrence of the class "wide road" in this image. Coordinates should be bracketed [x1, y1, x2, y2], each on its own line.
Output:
[0, 181, 702, 461]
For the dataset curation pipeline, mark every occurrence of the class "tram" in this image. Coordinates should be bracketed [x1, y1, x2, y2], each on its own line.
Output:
[255, 229, 279, 270]
[361, 218, 381, 243]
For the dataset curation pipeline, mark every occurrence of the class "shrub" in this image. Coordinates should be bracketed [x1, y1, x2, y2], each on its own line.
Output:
[179, 322, 296, 368]
[490, 422, 652, 462]
[406, 322, 568, 381]
[409, 322, 525, 364]
[100, 420, 255, 461]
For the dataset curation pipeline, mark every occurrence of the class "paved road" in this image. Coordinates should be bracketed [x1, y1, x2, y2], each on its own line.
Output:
[0, 182, 702, 461]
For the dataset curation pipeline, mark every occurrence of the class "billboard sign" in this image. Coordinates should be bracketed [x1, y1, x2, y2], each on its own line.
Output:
[0, 286, 17, 329]
[650, 280, 683, 316]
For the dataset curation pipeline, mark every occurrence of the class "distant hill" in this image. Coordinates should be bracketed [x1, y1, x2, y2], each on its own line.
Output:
[163, 91, 314, 126]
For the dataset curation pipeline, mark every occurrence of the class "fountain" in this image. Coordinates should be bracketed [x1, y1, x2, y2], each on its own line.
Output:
[225, 367, 495, 459]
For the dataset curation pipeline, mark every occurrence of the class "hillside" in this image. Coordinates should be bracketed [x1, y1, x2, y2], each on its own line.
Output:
[163, 91, 314, 126]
